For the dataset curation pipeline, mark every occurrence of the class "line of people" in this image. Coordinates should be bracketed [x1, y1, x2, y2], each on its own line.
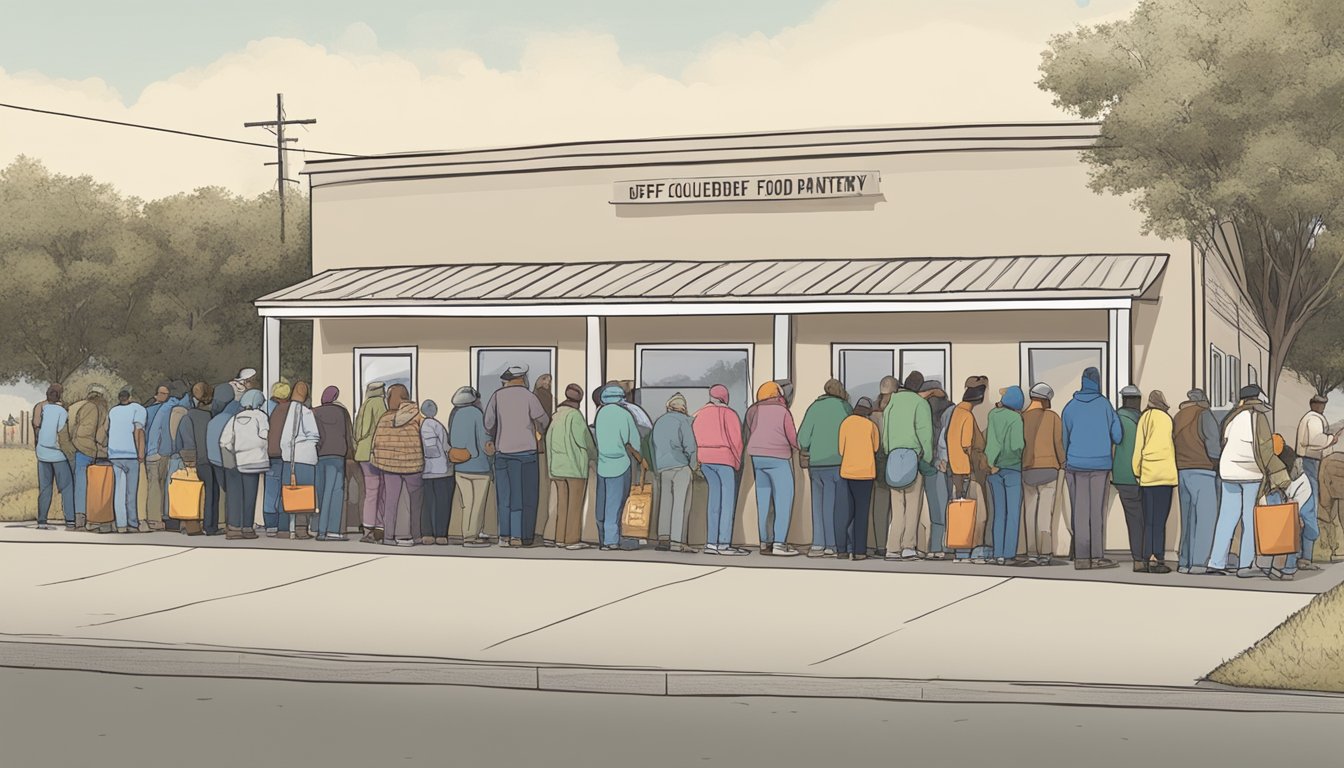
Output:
[28, 363, 1341, 576]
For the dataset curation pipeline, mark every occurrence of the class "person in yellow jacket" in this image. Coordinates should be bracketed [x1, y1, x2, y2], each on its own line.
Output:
[1132, 390, 1178, 573]
[837, 397, 881, 561]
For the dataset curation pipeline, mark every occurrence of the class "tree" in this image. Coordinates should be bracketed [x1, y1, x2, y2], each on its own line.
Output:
[1286, 301, 1344, 397]
[1038, 0, 1344, 401]
[0, 157, 155, 387]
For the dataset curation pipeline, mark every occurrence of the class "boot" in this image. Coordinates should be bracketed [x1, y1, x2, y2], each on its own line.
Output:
[421, 536, 436, 546]
[225, 526, 244, 540]
[242, 527, 259, 539]
[276, 531, 291, 540]
[183, 521, 204, 536]
[292, 523, 312, 540]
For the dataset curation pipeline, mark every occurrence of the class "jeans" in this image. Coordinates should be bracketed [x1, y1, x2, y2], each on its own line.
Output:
[923, 470, 950, 554]
[655, 467, 692, 544]
[752, 456, 794, 545]
[74, 452, 95, 518]
[1209, 480, 1261, 571]
[110, 458, 141, 529]
[197, 463, 221, 534]
[494, 452, 540, 543]
[988, 468, 1022, 560]
[421, 476, 456, 539]
[808, 467, 841, 550]
[702, 464, 737, 549]
[316, 456, 347, 536]
[264, 457, 289, 531]
[1177, 469, 1218, 571]
[1066, 469, 1110, 561]
[360, 461, 384, 530]
[836, 478, 872, 555]
[37, 459, 75, 525]
[1116, 484, 1144, 561]
[225, 469, 261, 530]
[1140, 485, 1174, 563]
[596, 469, 632, 547]
[1301, 457, 1321, 561]
[380, 472, 425, 541]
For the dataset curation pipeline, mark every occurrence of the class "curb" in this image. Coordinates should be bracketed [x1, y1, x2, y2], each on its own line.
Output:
[1, 638, 1341, 714]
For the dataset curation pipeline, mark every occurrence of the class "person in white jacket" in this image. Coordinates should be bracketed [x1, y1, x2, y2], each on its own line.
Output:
[1207, 385, 1287, 577]
[220, 389, 269, 538]
[280, 382, 321, 539]
[1294, 394, 1334, 570]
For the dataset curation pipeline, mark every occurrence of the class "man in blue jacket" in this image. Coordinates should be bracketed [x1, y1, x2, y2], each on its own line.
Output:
[1061, 367, 1123, 570]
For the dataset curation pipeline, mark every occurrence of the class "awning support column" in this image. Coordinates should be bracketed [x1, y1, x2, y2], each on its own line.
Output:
[773, 314, 792, 381]
[585, 316, 604, 424]
[263, 316, 281, 401]
[1108, 304, 1132, 407]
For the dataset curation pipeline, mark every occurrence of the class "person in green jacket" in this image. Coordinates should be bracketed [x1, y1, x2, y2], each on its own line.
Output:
[1113, 385, 1145, 571]
[546, 384, 597, 550]
[986, 386, 1026, 565]
[881, 371, 935, 560]
[353, 381, 387, 542]
[798, 379, 852, 557]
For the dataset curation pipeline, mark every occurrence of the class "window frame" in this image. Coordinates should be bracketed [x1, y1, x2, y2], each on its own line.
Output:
[1210, 345, 1226, 408]
[830, 342, 953, 396]
[353, 345, 419, 414]
[1018, 341, 1107, 393]
[1227, 354, 1242, 405]
[635, 342, 755, 416]
[469, 346, 558, 405]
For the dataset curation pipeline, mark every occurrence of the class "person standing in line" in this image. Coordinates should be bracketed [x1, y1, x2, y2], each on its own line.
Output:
[869, 376, 899, 558]
[1316, 451, 1344, 563]
[1061, 367, 1123, 570]
[207, 387, 247, 538]
[220, 389, 268, 540]
[107, 389, 148, 533]
[1173, 388, 1221, 574]
[882, 372, 934, 561]
[372, 384, 426, 547]
[314, 386, 354, 542]
[547, 384, 596, 550]
[354, 381, 387, 543]
[1261, 442, 1312, 581]
[1207, 384, 1287, 577]
[175, 382, 219, 535]
[745, 381, 801, 556]
[1294, 394, 1334, 571]
[1112, 385, 1145, 571]
[650, 393, 698, 554]
[280, 382, 320, 540]
[986, 386, 1027, 565]
[66, 384, 110, 531]
[140, 382, 172, 532]
[1131, 390, 1178, 573]
[531, 374, 556, 547]
[1021, 383, 1065, 566]
[948, 376, 991, 563]
[33, 384, 74, 530]
[484, 365, 551, 548]
[921, 380, 953, 561]
[798, 379, 851, 558]
[418, 399, 454, 546]
[836, 397, 880, 561]
[594, 384, 648, 551]
[264, 380, 294, 538]
[693, 384, 746, 556]
[450, 386, 494, 547]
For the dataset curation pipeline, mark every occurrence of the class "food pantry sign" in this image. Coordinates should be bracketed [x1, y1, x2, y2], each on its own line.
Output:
[612, 171, 882, 205]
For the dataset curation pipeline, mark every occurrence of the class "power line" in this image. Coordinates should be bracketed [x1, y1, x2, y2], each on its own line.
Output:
[0, 100, 361, 157]
[245, 93, 317, 243]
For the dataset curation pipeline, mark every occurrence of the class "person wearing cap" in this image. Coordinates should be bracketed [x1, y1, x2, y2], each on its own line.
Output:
[1132, 391, 1178, 573]
[745, 381, 802, 556]
[651, 392, 699, 553]
[66, 384, 110, 531]
[1112, 385, 1146, 571]
[837, 397, 881, 560]
[1173, 388, 1222, 573]
[546, 384, 597, 550]
[220, 389, 269, 539]
[694, 384, 747, 556]
[985, 385, 1027, 565]
[798, 379, 852, 558]
[485, 364, 552, 547]
[1294, 394, 1333, 570]
[1021, 382, 1065, 565]
[881, 371, 934, 561]
[921, 380, 953, 560]
[594, 384, 648, 551]
[449, 386, 494, 547]
[1061, 367, 1123, 570]
[314, 386, 355, 542]
[1208, 384, 1288, 576]
[174, 382, 219, 535]
[354, 381, 388, 542]
[949, 376, 992, 562]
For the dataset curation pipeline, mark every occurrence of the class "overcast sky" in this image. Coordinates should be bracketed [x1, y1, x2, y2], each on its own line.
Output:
[1, 0, 1137, 202]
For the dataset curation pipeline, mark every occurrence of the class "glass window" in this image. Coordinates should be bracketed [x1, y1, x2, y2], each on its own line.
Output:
[354, 346, 417, 413]
[1024, 344, 1105, 394]
[1228, 355, 1242, 404]
[1249, 365, 1258, 386]
[1210, 347, 1225, 407]
[838, 348, 894, 406]
[474, 348, 555, 408]
[636, 346, 752, 418]
[900, 348, 949, 390]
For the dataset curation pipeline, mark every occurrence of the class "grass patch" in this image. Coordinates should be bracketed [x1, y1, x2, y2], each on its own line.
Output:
[0, 447, 38, 522]
[1207, 581, 1344, 693]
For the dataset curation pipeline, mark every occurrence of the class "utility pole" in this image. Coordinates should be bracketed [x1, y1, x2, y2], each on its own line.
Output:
[244, 93, 315, 242]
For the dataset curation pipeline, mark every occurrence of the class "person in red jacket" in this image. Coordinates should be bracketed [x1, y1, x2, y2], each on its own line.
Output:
[693, 384, 746, 556]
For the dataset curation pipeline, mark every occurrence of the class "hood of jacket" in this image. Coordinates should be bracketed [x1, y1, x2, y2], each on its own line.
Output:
[1001, 386, 1025, 412]
[1072, 374, 1104, 403]
[392, 401, 421, 428]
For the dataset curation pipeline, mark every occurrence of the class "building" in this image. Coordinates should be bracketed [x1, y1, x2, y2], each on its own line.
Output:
[256, 121, 1302, 551]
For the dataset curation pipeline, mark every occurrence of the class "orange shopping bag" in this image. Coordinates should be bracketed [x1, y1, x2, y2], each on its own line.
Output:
[946, 498, 977, 549]
[1254, 501, 1300, 556]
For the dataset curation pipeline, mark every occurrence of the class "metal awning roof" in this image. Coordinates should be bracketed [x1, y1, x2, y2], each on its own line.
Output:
[256, 254, 1167, 313]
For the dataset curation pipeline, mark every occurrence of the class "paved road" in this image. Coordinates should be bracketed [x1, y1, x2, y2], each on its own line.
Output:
[1, 668, 1340, 767]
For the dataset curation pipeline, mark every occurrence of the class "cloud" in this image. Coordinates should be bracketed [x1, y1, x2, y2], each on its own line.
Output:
[0, 0, 1137, 200]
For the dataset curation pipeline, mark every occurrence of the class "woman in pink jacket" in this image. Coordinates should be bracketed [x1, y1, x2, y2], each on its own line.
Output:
[693, 384, 746, 556]
[746, 381, 801, 556]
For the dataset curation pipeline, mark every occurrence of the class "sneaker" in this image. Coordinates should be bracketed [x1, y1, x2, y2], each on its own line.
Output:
[671, 543, 700, 554]
[138, 524, 151, 533]
[242, 528, 259, 539]
[822, 548, 837, 558]
[543, 540, 557, 548]
[1299, 560, 1321, 571]
[1236, 568, 1264, 579]
[928, 552, 947, 561]
[1204, 567, 1229, 576]
[35, 524, 52, 530]
[654, 540, 672, 552]
[722, 547, 749, 556]
[397, 538, 417, 547]
[327, 534, 349, 542]
[565, 543, 592, 551]
[772, 544, 801, 557]
[116, 526, 131, 534]
[884, 552, 902, 561]
[1073, 560, 1093, 570]
[464, 540, 491, 548]
[1149, 563, 1172, 574]
[266, 528, 278, 538]
[64, 523, 76, 530]
[807, 548, 826, 558]
[599, 544, 616, 552]
[420, 536, 436, 546]
[1093, 558, 1119, 570]
[759, 543, 774, 556]
[1177, 566, 1191, 574]
[902, 549, 920, 561]
[852, 554, 868, 562]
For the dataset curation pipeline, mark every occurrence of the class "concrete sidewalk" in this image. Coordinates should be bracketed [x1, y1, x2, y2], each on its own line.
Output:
[0, 531, 1328, 701]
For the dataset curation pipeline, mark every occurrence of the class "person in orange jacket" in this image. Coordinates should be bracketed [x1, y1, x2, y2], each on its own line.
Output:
[837, 397, 881, 561]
